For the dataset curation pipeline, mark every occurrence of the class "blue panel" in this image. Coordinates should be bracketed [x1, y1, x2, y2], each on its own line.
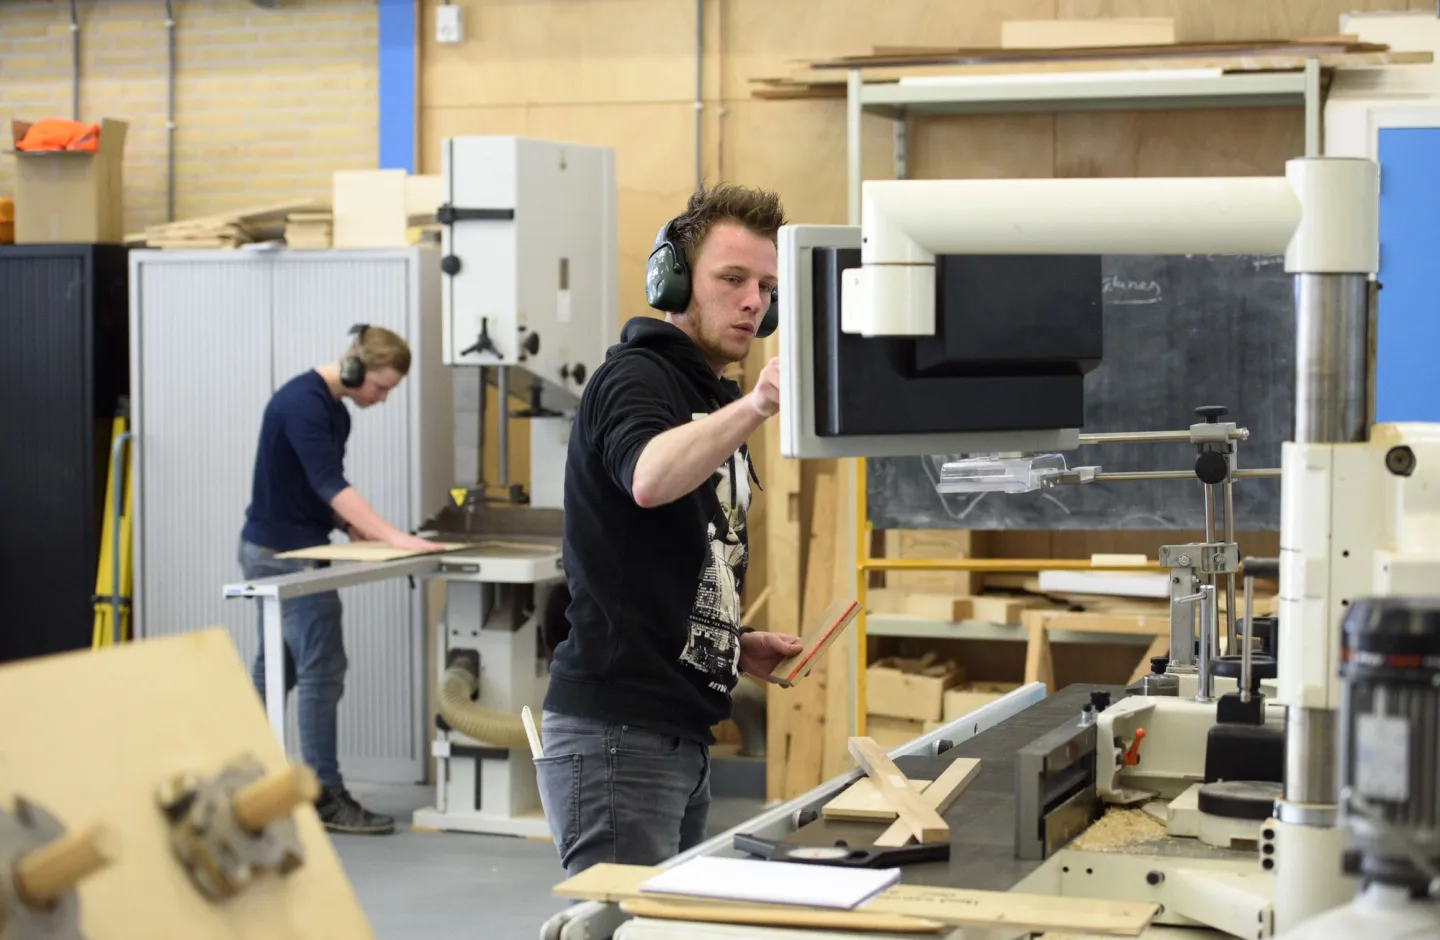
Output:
[378, 0, 417, 173]
[1377, 127, 1440, 423]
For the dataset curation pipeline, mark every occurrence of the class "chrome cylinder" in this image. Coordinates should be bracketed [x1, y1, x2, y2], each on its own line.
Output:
[1196, 585, 1216, 703]
[1285, 707, 1339, 805]
[1293, 273, 1370, 445]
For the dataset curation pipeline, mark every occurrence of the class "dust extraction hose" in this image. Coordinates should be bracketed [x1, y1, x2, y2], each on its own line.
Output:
[436, 661, 532, 750]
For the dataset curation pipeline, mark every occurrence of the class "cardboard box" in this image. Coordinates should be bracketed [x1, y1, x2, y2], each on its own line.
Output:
[9, 118, 127, 244]
[332, 169, 442, 248]
[942, 682, 1022, 722]
[865, 715, 924, 749]
[866, 655, 963, 723]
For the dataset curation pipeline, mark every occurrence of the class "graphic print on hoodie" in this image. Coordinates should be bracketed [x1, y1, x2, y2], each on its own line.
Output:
[544, 316, 762, 745]
[677, 422, 751, 694]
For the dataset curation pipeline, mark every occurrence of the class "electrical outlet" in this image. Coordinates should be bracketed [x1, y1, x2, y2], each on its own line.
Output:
[436, 5, 465, 44]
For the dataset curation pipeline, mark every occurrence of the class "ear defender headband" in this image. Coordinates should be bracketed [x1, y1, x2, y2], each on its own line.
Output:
[339, 323, 369, 389]
[645, 220, 778, 339]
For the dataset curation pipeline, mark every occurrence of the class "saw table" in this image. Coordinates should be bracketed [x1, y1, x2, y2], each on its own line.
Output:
[541, 684, 1255, 940]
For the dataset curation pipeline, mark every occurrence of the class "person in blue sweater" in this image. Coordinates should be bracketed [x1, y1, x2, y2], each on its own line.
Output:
[239, 324, 441, 835]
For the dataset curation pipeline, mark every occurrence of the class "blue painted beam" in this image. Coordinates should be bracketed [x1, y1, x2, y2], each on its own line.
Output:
[378, 0, 417, 173]
[1376, 127, 1440, 423]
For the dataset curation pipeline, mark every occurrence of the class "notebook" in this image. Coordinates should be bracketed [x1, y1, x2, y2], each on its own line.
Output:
[638, 856, 900, 910]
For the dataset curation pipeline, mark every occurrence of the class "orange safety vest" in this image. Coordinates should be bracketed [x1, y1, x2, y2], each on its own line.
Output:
[15, 118, 101, 153]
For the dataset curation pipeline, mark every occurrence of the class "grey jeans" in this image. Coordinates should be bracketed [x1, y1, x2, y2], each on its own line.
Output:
[536, 710, 711, 877]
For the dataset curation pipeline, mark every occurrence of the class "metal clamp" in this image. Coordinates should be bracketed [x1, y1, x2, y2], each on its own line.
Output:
[1158, 542, 1240, 576]
[157, 754, 317, 901]
[0, 796, 114, 940]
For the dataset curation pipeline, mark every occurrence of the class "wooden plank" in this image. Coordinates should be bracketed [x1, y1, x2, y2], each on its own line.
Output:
[874, 757, 982, 848]
[822, 777, 935, 822]
[1025, 619, 1056, 693]
[0, 629, 374, 938]
[619, 897, 946, 933]
[1001, 18, 1176, 49]
[1022, 609, 1171, 638]
[274, 541, 472, 562]
[555, 863, 1160, 936]
[769, 596, 859, 687]
[821, 458, 857, 780]
[847, 737, 949, 845]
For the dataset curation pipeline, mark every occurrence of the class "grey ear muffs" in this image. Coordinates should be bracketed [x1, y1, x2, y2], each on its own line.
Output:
[339, 323, 369, 389]
[645, 220, 778, 338]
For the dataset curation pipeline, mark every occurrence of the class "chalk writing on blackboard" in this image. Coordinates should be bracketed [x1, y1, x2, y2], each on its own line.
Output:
[1102, 274, 1163, 306]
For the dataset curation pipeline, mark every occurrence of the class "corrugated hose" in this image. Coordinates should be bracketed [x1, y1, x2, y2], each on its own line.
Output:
[436, 660, 531, 750]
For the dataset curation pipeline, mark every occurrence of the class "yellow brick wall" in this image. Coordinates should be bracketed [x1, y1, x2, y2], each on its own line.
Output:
[0, 0, 378, 235]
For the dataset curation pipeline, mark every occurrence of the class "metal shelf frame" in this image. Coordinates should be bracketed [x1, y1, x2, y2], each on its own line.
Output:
[844, 59, 1325, 223]
[843, 57, 1327, 738]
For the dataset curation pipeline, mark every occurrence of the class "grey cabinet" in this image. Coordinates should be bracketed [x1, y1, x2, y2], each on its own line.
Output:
[129, 247, 451, 783]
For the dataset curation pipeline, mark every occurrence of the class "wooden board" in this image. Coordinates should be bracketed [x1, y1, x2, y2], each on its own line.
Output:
[620, 897, 946, 933]
[1001, 18, 1175, 49]
[874, 757, 982, 848]
[847, 737, 949, 844]
[274, 541, 474, 562]
[769, 596, 859, 687]
[0, 629, 373, 938]
[555, 863, 1160, 936]
[823, 777, 934, 822]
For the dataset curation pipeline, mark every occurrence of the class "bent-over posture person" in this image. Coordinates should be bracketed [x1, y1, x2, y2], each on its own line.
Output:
[238, 324, 442, 835]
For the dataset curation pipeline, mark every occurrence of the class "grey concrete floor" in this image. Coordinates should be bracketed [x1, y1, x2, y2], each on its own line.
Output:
[335, 783, 765, 940]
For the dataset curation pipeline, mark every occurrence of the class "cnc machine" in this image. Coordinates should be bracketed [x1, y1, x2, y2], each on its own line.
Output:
[766, 160, 1440, 937]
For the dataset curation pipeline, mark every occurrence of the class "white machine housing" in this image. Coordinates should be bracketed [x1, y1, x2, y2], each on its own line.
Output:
[776, 158, 1440, 936]
[439, 135, 619, 404]
[409, 135, 619, 839]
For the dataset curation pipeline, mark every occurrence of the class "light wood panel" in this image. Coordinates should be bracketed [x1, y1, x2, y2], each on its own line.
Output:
[717, 0, 1057, 96]
[1055, 0, 1421, 41]
[0, 630, 372, 938]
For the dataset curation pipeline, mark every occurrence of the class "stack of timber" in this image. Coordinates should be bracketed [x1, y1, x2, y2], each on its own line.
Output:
[285, 211, 334, 250]
[749, 32, 1432, 100]
[130, 199, 325, 250]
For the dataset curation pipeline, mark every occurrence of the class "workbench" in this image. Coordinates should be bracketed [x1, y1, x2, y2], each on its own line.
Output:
[540, 684, 1249, 940]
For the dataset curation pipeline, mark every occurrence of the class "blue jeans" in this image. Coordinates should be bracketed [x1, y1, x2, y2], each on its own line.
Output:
[238, 538, 347, 790]
[535, 710, 711, 877]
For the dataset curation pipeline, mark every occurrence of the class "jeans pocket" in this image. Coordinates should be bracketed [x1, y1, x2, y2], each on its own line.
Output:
[534, 752, 582, 856]
[615, 724, 682, 756]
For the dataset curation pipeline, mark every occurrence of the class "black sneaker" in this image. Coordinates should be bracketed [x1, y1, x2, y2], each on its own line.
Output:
[315, 786, 395, 835]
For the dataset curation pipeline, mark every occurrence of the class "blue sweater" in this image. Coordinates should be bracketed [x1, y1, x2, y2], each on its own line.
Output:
[242, 370, 352, 552]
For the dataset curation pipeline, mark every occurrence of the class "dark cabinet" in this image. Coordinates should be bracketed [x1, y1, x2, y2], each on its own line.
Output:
[0, 245, 129, 663]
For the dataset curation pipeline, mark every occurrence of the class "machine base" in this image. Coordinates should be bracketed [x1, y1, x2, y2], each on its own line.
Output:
[411, 806, 553, 840]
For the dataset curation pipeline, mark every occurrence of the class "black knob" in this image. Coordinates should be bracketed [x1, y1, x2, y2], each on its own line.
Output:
[1195, 405, 1228, 423]
[1195, 451, 1229, 485]
[1150, 656, 1169, 675]
[1090, 690, 1111, 712]
[441, 255, 462, 276]
[519, 331, 540, 356]
[572, 362, 586, 385]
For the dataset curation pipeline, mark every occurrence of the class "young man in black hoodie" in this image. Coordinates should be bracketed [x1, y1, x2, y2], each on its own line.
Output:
[538, 183, 805, 876]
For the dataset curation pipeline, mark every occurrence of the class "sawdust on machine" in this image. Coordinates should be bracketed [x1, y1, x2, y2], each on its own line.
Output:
[1068, 806, 1168, 852]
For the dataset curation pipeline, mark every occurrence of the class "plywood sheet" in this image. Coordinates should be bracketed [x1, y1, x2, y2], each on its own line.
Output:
[556, 862, 1160, 935]
[0, 629, 373, 938]
[1002, 17, 1176, 48]
[275, 541, 473, 562]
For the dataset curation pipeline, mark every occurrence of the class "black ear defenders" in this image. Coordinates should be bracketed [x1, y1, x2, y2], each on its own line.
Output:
[339, 323, 369, 389]
[645, 220, 778, 338]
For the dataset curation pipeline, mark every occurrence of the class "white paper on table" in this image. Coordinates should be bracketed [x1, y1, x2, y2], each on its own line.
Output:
[638, 856, 900, 910]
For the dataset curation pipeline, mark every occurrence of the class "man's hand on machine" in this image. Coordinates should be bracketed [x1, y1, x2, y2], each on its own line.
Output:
[738, 630, 804, 679]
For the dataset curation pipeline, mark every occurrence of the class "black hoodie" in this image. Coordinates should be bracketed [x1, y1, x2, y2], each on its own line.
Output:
[545, 316, 760, 744]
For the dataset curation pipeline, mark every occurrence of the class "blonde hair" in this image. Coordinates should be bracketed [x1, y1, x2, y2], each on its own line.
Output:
[350, 326, 412, 376]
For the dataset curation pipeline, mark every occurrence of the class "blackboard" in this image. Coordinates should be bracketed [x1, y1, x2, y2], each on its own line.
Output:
[866, 254, 1293, 532]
